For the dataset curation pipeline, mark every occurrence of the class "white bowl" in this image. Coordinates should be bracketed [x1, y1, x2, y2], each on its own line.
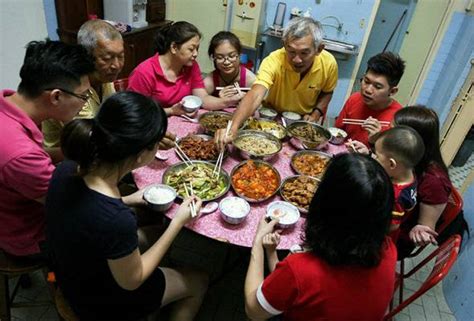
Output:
[258, 107, 277, 120]
[182, 95, 202, 113]
[143, 184, 177, 212]
[266, 201, 300, 229]
[328, 127, 348, 145]
[219, 196, 250, 224]
[282, 111, 302, 126]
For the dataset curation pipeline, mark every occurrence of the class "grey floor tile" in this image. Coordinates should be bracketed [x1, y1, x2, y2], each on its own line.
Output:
[439, 311, 456, 321]
[421, 294, 442, 321]
[394, 312, 411, 321]
[407, 303, 427, 321]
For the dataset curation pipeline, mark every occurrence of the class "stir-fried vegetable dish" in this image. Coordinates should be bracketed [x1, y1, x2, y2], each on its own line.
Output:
[165, 163, 227, 200]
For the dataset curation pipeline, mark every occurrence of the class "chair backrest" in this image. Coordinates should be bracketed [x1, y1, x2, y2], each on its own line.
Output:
[113, 78, 129, 92]
[437, 186, 463, 234]
[385, 234, 461, 319]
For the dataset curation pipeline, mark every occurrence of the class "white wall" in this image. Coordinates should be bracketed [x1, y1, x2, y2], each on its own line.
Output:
[0, 0, 48, 89]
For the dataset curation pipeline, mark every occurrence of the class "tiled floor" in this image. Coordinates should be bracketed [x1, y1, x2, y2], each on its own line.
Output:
[7, 155, 472, 321]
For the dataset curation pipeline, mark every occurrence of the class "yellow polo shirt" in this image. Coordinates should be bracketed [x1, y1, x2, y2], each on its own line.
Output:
[254, 48, 338, 114]
[42, 82, 116, 148]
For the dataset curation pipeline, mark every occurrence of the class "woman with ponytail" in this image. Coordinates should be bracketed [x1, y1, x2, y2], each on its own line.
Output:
[128, 21, 241, 116]
[45, 91, 208, 320]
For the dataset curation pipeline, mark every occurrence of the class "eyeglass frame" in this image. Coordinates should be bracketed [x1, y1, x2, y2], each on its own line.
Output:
[212, 52, 240, 64]
[44, 87, 93, 102]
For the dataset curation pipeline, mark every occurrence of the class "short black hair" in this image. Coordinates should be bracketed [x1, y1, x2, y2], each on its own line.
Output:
[394, 105, 448, 176]
[17, 40, 95, 98]
[154, 21, 202, 55]
[304, 153, 393, 267]
[61, 91, 167, 175]
[366, 52, 406, 87]
[376, 126, 425, 168]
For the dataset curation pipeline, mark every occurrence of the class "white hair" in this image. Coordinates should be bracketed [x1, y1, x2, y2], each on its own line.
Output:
[282, 17, 323, 49]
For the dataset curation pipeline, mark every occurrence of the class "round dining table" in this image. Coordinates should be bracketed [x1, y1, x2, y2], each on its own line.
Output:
[133, 110, 347, 249]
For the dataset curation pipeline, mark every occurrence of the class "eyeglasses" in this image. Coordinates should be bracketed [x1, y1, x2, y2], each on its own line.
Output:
[44, 88, 93, 102]
[213, 53, 240, 64]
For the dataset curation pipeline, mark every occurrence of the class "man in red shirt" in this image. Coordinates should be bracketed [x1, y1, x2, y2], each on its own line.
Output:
[0, 40, 94, 256]
[335, 52, 405, 146]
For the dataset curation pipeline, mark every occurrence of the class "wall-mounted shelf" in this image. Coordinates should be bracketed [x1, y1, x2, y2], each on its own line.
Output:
[261, 29, 359, 59]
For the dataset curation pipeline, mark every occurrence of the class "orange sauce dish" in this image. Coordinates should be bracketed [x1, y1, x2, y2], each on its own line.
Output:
[232, 160, 279, 200]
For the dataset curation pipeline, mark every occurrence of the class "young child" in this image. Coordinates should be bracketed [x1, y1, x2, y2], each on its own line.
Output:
[371, 126, 425, 240]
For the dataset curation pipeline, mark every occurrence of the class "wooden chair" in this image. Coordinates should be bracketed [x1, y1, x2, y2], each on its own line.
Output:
[0, 250, 52, 321]
[398, 186, 463, 304]
[385, 235, 461, 320]
[113, 78, 129, 92]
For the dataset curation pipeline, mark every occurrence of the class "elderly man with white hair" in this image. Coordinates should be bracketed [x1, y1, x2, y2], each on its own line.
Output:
[42, 19, 124, 154]
[216, 17, 338, 147]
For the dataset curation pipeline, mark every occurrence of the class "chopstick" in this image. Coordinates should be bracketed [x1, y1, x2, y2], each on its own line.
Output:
[234, 82, 243, 96]
[183, 183, 197, 218]
[174, 141, 192, 166]
[342, 118, 391, 126]
[216, 86, 251, 91]
[213, 120, 232, 177]
[348, 140, 358, 153]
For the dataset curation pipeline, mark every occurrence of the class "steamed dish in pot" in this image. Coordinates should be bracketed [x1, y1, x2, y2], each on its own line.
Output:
[234, 135, 279, 156]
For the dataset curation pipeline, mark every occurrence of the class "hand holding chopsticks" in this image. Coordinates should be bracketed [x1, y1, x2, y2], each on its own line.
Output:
[342, 118, 390, 127]
[183, 183, 197, 218]
[213, 120, 232, 177]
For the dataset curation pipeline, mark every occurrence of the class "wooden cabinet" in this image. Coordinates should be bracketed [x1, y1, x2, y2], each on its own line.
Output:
[55, 0, 170, 78]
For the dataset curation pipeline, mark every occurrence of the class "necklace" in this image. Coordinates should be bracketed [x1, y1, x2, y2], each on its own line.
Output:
[219, 68, 240, 86]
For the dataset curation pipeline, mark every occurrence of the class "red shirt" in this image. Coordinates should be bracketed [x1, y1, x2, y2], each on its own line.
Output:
[335, 92, 402, 146]
[0, 90, 54, 255]
[390, 179, 417, 242]
[128, 54, 205, 108]
[399, 164, 452, 241]
[258, 239, 397, 321]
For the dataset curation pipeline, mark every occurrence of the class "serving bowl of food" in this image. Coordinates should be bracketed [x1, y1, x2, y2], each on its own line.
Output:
[219, 196, 251, 225]
[258, 107, 278, 120]
[266, 201, 300, 229]
[280, 175, 320, 213]
[244, 117, 287, 140]
[286, 121, 331, 150]
[162, 161, 230, 202]
[198, 111, 233, 135]
[231, 159, 281, 203]
[181, 95, 202, 113]
[291, 150, 332, 178]
[233, 130, 282, 159]
[176, 134, 224, 162]
[143, 184, 177, 212]
[327, 127, 348, 145]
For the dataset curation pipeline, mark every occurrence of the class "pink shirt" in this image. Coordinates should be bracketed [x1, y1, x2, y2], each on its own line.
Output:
[0, 90, 54, 255]
[128, 54, 205, 108]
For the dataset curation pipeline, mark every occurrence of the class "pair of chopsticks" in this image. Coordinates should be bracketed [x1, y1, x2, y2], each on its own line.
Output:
[213, 120, 232, 177]
[234, 82, 243, 96]
[342, 118, 390, 127]
[183, 183, 197, 217]
[215, 86, 251, 91]
[174, 140, 192, 166]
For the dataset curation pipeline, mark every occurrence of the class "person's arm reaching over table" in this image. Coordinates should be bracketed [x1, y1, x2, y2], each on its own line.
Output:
[215, 84, 267, 149]
[304, 91, 333, 123]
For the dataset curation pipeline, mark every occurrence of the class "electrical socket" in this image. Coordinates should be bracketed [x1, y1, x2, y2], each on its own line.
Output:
[359, 18, 365, 29]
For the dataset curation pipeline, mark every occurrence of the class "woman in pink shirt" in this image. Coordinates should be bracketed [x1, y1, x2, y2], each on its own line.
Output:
[128, 21, 240, 116]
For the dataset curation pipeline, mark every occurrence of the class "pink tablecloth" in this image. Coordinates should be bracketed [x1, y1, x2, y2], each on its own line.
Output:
[133, 111, 347, 249]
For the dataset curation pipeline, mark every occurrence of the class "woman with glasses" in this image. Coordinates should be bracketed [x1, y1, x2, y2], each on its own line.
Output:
[204, 31, 255, 101]
[128, 22, 240, 115]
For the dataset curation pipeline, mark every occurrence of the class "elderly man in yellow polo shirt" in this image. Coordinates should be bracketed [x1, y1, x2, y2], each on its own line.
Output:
[42, 20, 124, 162]
[216, 17, 338, 147]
